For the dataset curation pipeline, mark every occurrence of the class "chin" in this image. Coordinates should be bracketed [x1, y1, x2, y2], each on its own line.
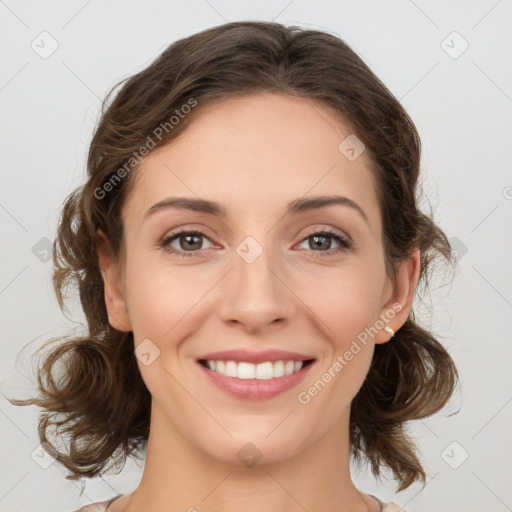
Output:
[192, 423, 311, 468]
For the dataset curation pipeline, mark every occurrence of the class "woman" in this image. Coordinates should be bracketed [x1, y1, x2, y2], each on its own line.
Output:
[8, 21, 459, 512]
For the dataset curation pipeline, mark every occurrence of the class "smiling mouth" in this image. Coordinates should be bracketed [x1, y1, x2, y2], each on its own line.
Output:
[198, 358, 315, 380]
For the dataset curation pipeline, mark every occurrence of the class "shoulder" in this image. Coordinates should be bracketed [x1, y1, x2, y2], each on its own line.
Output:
[369, 494, 407, 512]
[382, 501, 407, 512]
[73, 500, 110, 512]
[73, 494, 123, 512]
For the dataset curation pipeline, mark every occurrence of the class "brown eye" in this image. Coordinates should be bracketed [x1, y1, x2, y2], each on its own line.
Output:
[161, 230, 213, 257]
[297, 229, 351, 257]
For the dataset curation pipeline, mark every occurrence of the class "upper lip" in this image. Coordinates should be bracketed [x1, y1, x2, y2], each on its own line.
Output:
[197, 349, 316, 364]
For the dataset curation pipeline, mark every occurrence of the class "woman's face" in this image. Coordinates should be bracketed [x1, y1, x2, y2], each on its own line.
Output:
[102, 92, 413, 466]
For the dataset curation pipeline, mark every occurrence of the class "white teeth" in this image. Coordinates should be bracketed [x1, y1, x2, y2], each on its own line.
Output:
[273, 361, 284, 378]
[284, 361, 295, 375]
[225, 360, 238, 378]
[255, 361, 273, 379]
[204, 359, 307, 379]
[237, 362, 255, 379]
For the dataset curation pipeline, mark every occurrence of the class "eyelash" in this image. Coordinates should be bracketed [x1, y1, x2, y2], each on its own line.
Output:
[160, 228, 352, 259]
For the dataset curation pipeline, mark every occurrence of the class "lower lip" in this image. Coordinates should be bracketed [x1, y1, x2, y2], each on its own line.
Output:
[197, 361, 315, 400]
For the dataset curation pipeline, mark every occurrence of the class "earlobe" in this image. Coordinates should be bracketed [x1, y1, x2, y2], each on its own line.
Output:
[97, 229, 132, 332]
[374, 247, 421, 344]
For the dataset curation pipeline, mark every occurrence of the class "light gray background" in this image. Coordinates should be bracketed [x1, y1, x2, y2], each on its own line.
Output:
[1, 1, 511, 511]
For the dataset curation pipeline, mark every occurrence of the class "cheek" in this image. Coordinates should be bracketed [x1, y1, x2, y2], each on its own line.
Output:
[295, 273, 379, 421]
[124, 256, 211, 339]
[293, 263, 384, 398]
[294, 261, 385, 343]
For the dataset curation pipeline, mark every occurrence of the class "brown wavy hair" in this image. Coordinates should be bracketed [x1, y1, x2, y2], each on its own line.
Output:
[6, 20, 460, 493]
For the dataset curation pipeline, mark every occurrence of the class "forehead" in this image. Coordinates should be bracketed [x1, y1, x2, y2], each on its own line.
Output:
[124, 93, 381, 234]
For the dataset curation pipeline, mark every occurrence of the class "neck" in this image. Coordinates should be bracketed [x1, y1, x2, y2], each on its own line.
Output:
[117, 402, 374, 512]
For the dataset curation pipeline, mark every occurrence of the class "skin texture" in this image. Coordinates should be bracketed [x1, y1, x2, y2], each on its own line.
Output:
[98, 92, 420, 512]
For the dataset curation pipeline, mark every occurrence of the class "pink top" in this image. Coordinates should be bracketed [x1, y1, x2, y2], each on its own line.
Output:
[74, 494, 407, 511]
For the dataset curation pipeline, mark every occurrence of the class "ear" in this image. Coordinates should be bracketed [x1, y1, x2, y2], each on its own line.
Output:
[374, 247, 421, 344]
[97, 229, 132, 332]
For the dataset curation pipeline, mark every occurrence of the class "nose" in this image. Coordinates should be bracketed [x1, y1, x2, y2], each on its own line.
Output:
[217, 244, 297, 334]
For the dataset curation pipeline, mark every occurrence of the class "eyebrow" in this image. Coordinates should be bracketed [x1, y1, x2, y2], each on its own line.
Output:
[144, 195, 369, 225]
